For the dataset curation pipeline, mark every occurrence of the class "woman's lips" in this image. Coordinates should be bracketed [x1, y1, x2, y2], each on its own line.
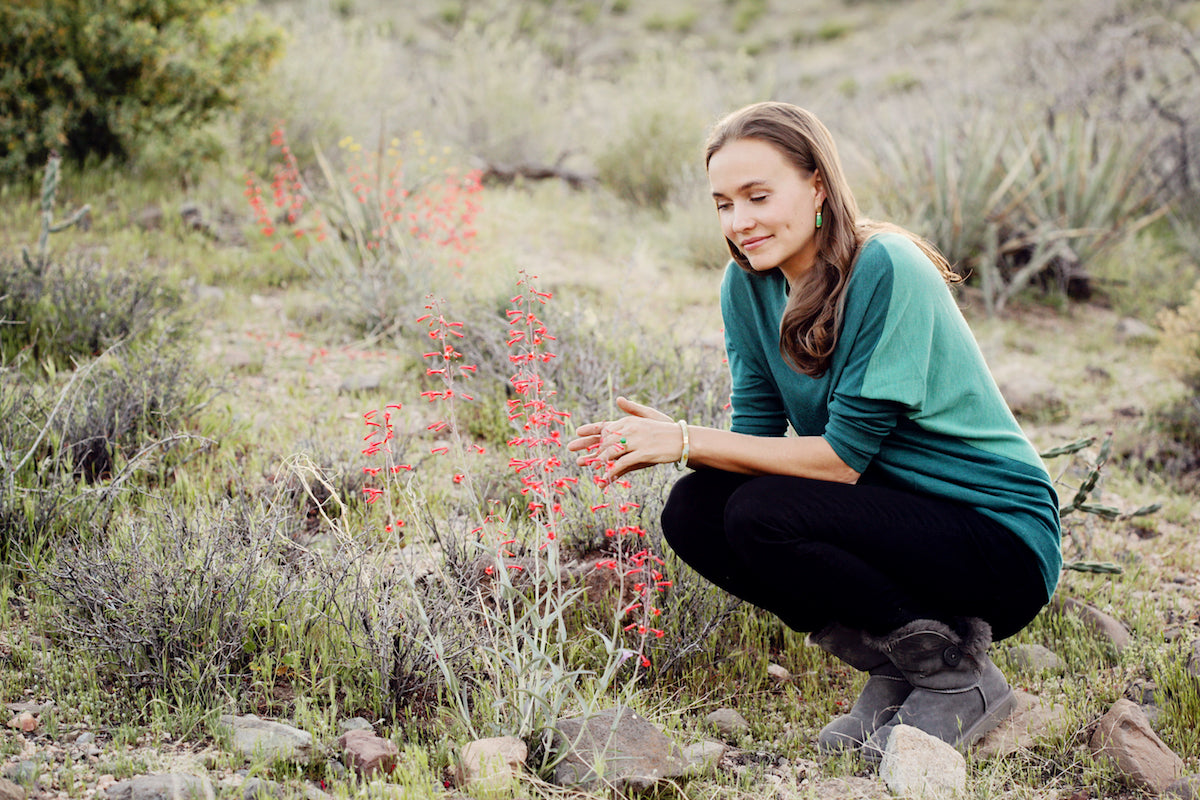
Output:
[741, 235, 771, 251]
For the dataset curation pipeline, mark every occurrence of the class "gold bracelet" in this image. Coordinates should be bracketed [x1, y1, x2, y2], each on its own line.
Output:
[675, 419, 690, 471]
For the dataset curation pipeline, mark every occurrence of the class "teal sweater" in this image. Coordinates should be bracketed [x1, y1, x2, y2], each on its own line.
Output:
[720, 232, 1062, 600]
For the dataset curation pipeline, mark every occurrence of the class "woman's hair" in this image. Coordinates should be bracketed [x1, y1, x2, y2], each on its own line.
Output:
[705, 101, 958, 378]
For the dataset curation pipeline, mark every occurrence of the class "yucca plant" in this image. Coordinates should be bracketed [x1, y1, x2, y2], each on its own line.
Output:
[866, 111, 1165, 313]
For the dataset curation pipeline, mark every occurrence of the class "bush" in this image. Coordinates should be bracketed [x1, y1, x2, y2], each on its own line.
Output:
[0, 0, 282, 180]
[0, 253, 182, 371]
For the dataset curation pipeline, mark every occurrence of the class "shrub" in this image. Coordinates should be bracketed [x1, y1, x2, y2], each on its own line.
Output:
[0, 0, 282, 180]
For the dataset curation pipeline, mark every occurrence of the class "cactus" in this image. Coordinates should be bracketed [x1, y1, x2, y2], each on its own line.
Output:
[1042, 433, 1162, 576]
[21, 151, 90, 269]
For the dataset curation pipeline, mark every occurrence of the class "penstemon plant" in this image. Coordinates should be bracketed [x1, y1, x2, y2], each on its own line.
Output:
[244, 125, 482, 335]
[352, 272, 675, 758]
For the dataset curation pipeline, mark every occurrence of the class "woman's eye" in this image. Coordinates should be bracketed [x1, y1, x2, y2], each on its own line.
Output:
[750, 195, 767, 203]
[716, 202, 731, 212]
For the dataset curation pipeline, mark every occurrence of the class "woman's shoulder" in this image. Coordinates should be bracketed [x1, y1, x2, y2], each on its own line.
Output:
[854, 231, 946, 288]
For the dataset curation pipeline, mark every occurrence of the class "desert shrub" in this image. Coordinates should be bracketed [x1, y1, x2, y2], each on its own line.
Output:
[39, 501, 313, 695]
[866, 111, 1161, 313]
[0, 0, 281, 180]
[1147, 281, 1200, 481]
[0, 253, 182, 371]
[595, 107, 703, 211]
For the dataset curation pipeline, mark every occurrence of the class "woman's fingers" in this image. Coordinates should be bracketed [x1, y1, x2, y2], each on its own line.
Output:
[616, 396, 672, 422]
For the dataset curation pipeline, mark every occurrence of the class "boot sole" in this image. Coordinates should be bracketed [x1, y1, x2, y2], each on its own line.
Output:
[960, 685, 1018, 749]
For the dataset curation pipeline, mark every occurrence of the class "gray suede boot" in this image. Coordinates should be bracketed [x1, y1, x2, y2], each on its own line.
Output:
[809, 624, 913, 753]
[861, 617, 1017, 763]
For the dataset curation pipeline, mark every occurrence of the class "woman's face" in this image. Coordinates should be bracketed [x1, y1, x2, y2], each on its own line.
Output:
[708, 137, 825, 285]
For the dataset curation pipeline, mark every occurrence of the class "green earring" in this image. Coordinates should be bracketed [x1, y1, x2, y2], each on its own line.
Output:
[815, 207, 823, 229]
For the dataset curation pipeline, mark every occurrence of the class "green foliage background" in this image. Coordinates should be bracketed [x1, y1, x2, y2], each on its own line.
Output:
[0, 0, 281, 179]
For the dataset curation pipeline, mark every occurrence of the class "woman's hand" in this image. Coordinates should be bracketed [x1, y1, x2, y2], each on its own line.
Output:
[567, 396, 681, 481]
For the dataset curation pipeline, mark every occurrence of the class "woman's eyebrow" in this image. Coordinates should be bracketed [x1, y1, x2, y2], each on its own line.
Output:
[712, 179, 768, 198]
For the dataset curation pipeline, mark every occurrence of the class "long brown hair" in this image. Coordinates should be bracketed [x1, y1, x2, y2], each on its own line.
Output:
[705, 102, 958, 378]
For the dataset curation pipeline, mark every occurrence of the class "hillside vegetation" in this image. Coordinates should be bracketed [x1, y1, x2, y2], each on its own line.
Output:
[2, 1, 1200, 798]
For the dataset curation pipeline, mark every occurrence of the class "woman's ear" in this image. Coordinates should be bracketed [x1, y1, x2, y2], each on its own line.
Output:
[813, 170, 827, 207]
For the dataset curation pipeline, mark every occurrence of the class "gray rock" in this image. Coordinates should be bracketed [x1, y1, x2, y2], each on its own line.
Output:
[976, 690, 1070, 759]
[766, 663, 791, 683]
[338, 375, 382, 394]
[1007, 643, 1063, 673]
[1167, 773, 1200, 800]
[337, 729, 398, 777]
[879, 725, 966, 799]
[682, 740, 726, 776]
[2, 763, 36, 785]
[1089, 698, 1183, 793]
[105, 774, 215, 800]
[76, 732, 95, 746]
[241, 778, 284, 799]
[705, 708, 751, 739]
[1115, 317, 1158, 344]
[457, 736, 527, 792]
[218, 714, 314, 765]
[548, 708, 688, 791]
[1050, 595, 1132, 651]
[0, 777, 24, 800]
[338, 717, 373, 733]
[802, 776, 891, 799]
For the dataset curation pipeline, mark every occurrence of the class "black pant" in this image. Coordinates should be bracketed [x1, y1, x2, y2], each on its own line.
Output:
[661, 468, 1047, 640]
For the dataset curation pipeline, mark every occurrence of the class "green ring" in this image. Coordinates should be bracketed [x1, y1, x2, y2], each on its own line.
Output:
[620, 437, 627, 444]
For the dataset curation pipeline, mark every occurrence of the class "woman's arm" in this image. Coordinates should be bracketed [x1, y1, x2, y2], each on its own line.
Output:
[566, 396, 860, 484]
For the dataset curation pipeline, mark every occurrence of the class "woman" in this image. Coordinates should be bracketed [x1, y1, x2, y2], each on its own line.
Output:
[566, 101, 1061, 760]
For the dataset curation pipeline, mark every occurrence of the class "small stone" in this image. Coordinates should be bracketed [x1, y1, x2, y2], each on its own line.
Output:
[548, 708, 688, 791]
[766, 663, 791, 683]
[337, 729, 398, 777]
[976, 690, 1070, 759]
[1050, 595, 1132, 651]
[879, 725, 966, 799]
[1089, 698, 1183, 793]
[1007, 643, 1063, 673]
[5, 713, 36, 733]
[338, 375, 382, 394]
[0, 777, 24, 800]
[682, 740, 725, 776]
[457, 737, 527, 791]
[3, 763, 36, 785]
[705, 708, 751, 739]
[218, 714, 314, 765]
[241, 777, 285, 799]
[76, 732, 95, 746]
[105, 773, 215, 800]
[1115, 317, 1158, 344]
[1167, 773, 1200, 800]
[338, 717, 373, 733]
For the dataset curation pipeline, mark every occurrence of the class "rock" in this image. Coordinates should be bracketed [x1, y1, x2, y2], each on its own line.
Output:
[4, 702, 52, 716]
[1115, 317, 1158, 344]
[976, 690, 1070, 759]
[5, 713, 36, 732]
[548, 708, 688, 791]
[705, 708, 751, 739]
[0, 777, 24, 800]
[337, 729, 398, 777]
[879, 725, 966, 799]
[2, 763, 36, 785]
[1050, 595, 1132, 651]
[1007, 643, 1063, 673]
[76, 732, 95, 746]
[803, 775, 891, 799]
[135, 206, 164, 231]
[991, 363, 1066, 421]
[1089, 698, 1183, 793]
[218, 715, 314, 765]
[767, 663, 791, 683]
[682, 740, 726, 776]
[105, 773, 215, 800]
[241, 778, 285, 799]
[338, 374, 382, 394]
[339, 717, 374, 733]
[457, 736, 527, 791]
[1167, 773, 1200, 800]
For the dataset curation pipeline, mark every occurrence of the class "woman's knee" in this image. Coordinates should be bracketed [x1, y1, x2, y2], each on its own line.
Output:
[660, 469, 746, 554]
